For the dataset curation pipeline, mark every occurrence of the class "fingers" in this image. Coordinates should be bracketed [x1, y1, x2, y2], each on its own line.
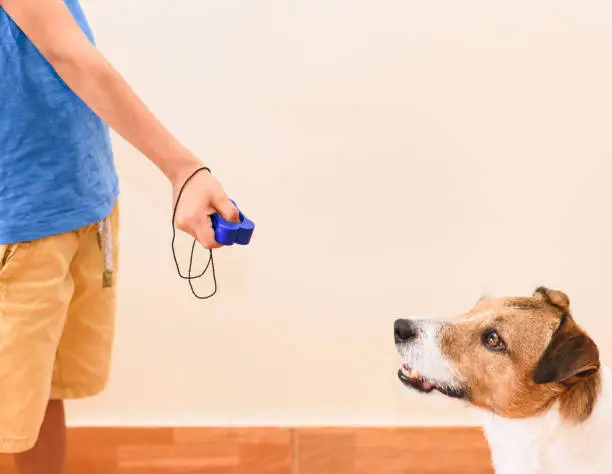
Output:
[192, 198, 238, 249]
[176, 214, 221, 250]
[194, 218, 222, 250]
[215, 196, 240, 223]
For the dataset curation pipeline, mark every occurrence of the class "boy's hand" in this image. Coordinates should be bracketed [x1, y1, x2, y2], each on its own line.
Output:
[172, 164, 239, 249]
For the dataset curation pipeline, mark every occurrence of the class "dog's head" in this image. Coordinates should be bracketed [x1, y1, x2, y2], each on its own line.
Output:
[394, 287, 601, 422]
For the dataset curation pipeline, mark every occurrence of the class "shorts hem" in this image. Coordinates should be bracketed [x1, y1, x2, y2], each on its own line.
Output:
[0, 437, 37, 454]
[50, 382, 107, 400]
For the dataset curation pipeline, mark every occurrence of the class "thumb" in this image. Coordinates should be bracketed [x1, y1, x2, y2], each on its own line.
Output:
[215, 196, 240, 223]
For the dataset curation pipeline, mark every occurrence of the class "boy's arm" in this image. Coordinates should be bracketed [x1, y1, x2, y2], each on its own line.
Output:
[1, 0, 238, 248]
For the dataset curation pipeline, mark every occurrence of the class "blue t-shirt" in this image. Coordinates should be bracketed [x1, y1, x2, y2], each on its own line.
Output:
[0, 0, 118, 244]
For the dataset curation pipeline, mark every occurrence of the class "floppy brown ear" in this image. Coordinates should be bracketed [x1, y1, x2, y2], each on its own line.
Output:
[533, 318, 600, 385]
[532, 286, 570, 312]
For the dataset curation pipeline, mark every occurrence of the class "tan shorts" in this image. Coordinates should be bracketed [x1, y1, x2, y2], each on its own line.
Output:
[0, 205, 119, 453]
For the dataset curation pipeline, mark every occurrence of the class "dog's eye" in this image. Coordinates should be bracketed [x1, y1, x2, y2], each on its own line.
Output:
[483, 330, 505, 351]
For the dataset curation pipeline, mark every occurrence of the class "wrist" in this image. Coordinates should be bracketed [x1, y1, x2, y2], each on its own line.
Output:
[166, 153, 207, 188]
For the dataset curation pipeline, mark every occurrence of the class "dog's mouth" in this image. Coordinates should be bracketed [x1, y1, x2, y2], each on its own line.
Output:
[397, 364, 467, 399]
[397, 364, 436, 393]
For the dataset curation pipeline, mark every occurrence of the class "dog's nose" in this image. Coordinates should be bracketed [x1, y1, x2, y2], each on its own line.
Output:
[394, 319, 417, 343]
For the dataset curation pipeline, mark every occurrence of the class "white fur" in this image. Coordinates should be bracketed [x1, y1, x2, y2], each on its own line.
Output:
[476, 367, 612, 474]
[398, 319, 463, 391]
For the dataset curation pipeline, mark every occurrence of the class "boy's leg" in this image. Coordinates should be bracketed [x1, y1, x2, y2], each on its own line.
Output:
[0, 233, 79, 463]
[0, 204, 119, 473]
[13, 400, 66, 474]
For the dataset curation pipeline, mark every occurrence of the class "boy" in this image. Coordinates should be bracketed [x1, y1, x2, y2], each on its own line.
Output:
[0, 0, 238, 472]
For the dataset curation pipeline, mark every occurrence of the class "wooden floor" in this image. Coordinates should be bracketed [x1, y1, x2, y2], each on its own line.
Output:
[0, 427, 493, 473]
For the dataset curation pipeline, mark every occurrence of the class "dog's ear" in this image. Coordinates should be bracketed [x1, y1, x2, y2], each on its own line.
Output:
[533, 317, 600, 385]
[532, 286, 570, 312]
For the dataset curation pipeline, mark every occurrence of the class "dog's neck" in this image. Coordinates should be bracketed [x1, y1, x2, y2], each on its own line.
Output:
[475, 367, 612, 474]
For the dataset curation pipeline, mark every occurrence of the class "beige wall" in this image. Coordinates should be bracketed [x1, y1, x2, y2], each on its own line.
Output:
[70, 0, 612, 426]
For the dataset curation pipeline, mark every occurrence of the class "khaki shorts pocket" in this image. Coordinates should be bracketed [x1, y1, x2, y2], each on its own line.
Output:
[0, 242, 33, 280]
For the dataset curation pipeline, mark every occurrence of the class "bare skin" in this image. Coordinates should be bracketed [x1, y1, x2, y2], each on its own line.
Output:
[13, 401, 66, 474]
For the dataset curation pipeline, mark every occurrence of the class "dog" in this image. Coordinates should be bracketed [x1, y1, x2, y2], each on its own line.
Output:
[393, 287, 611, 474]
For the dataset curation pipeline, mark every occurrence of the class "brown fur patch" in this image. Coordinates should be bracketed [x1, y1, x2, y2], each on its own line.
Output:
[439, 288, 600, 423]
[558, 373, 601, 422]
[533, 286, 571, 312]
[533, 310, 601, 422]
[533, 316, 600, 384]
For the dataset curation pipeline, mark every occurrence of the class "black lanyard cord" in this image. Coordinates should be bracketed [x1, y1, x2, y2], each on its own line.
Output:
[171, 166, 217, 299]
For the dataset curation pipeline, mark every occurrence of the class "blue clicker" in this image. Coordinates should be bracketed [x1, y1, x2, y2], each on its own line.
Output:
[210, 200, 255, 246]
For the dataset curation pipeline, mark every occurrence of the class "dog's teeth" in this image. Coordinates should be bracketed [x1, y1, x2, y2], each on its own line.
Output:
[401, 365, 422, 380]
